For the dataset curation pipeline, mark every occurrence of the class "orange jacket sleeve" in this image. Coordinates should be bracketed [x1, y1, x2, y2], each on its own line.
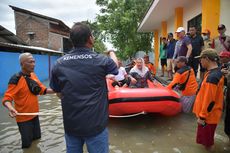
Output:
[2, 84, 20, 105]
[167, 73, 181, 89]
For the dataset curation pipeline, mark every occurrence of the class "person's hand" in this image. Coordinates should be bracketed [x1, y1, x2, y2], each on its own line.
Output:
[106, 74, 115, 81]
[104, 50, 115, 56]
[197, 118, 206, 126]
[8, 107, 18, 118]
[130, 77, 137, 84]
[172, 59, 176, 64]
[4, 101, 18, 118]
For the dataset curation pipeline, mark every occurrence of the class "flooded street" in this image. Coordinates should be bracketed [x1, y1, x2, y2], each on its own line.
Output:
[0, 91, 230, 153]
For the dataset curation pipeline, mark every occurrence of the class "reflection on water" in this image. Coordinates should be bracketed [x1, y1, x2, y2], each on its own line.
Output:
[0, 94, 230, 153]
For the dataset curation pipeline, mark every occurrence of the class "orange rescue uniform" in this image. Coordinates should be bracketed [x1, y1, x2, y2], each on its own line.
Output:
[145, 62, 156, 76]
[2, 72, 46, 123]
[167, 66, 198, 96]
[193, 68, 224, 124]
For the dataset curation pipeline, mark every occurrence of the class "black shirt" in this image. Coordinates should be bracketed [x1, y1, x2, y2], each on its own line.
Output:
[190, 34, 204, 57]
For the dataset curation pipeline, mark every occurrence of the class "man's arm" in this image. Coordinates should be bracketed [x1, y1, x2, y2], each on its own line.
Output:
[167, 73, 181, 89]
[108, 51, 118, 67]
[173, 45, 178, 60]
[4, 101, 18, 118]
[186, 44, 192, 58]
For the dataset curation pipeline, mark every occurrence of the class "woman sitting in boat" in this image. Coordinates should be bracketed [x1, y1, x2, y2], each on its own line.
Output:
[129, 58, 155, 88]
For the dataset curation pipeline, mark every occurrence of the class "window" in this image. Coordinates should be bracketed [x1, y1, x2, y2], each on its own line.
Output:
[26, 32, 35, 40]
[187, 14, 202, 34]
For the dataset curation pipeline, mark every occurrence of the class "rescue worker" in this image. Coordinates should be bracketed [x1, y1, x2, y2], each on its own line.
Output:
[167, 56, 198, 113]
[143, 55, 156, 76]
[2, 52, 54, 148]
[193, 49, 224, 151]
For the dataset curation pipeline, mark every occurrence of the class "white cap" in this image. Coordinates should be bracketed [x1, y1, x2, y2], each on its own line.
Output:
[176, 27, 185, 33]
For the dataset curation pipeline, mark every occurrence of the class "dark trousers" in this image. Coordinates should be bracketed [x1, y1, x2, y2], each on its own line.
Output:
[189, 57, 199, 77]
[225, 88, 230, 136]
[17, 116, 41, 148]
[112, 78, 131, 87]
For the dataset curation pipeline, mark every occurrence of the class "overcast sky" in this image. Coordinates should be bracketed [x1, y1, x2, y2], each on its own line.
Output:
[0, 0, 100, 33]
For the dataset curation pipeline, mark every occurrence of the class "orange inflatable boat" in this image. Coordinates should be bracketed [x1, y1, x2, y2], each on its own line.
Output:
[107, 78, 181, 117]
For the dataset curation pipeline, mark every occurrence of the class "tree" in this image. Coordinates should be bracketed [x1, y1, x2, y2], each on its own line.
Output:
[96, 0, 152, 59]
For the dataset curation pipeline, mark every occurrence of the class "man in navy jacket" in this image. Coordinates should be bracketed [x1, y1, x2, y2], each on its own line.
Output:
[50, 22, 118, 153]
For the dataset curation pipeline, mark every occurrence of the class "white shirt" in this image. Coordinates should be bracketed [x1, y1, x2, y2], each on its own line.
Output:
[115, 67, 127, 81]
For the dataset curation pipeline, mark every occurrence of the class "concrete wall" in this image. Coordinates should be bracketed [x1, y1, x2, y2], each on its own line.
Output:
[167, 16, 174, 35]
[0, 51, 60, 95]
[220, 0, 230, 36]
[183, 1, 202, 32]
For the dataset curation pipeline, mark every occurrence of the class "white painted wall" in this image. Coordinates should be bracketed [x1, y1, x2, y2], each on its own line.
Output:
[167, 15, 175, 34]
[183, 0, 202, 32]
[220, 0, 230, 36]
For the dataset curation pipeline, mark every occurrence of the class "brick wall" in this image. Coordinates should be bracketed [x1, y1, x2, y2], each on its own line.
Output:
[15, 12, 49, 48]
[48, 32, 63, 51]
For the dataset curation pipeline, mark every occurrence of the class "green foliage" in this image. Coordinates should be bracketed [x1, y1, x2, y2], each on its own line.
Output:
[96, 0, 153, 59]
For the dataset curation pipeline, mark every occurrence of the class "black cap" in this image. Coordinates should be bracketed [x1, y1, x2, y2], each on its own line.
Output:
[217, 24, 226, 30]
[168, 32, 173, 37]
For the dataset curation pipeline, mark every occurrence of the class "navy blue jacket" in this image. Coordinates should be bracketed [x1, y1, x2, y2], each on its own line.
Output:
[50, 48, 118, 137]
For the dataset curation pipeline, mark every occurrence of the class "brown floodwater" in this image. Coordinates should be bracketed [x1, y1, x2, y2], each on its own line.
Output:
[0, 94, 230, 153]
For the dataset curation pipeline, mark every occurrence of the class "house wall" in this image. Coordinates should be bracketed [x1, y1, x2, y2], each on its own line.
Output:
[14, 11, 69, 52]
[220, 0, 230, 35]
[183, 1, 202, 32]
[48, 32, 63, 51]
[167, 16, 174, 35]
[15, 12, 49, 48]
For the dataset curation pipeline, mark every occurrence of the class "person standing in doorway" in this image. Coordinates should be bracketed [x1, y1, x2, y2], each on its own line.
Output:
[50, 22, 118, 153]
[2, 52, 54, 148]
